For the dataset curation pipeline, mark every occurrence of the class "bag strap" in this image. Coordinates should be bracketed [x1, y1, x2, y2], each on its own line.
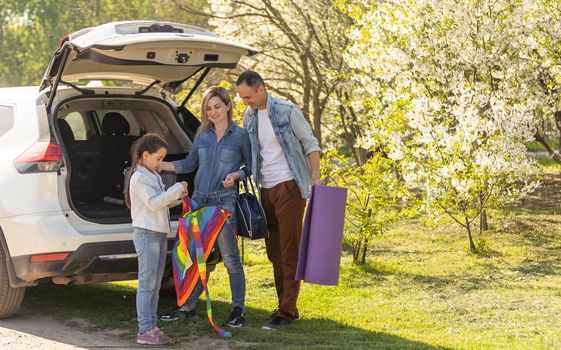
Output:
[239, 174, 258, 197]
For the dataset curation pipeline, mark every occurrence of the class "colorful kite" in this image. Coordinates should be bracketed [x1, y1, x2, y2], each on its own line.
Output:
[172, 196, 233, 338]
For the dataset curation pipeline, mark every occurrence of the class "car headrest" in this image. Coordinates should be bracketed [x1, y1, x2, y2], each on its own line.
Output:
[58, 118, 75, 143]
[102, 112, 130, 135]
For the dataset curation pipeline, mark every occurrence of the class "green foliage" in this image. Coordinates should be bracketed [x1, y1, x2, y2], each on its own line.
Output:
[322, 150, 405, 264]
[526, 139, 559, 152]
[535, 155, 561, 172]
[0, 0, 208, 87]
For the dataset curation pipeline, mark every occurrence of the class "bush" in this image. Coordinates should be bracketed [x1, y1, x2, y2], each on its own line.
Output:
[321, 150, 405, 264]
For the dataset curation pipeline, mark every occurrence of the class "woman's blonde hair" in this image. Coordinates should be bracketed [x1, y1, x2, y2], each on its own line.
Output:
[197, 86, 234, 137]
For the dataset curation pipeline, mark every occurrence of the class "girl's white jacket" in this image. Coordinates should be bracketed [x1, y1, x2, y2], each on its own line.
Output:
[129, 165, 184, 234]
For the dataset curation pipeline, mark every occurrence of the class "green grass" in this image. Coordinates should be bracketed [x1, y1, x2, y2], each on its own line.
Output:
[22, 175, 561, 349]
[526, 139, 559, 152]
[535, 155, 561, 171]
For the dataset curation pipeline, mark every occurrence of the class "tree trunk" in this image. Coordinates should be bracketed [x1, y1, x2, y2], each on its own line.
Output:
[480, 210, 488, 234]
[535, 132, 561, 164]
[465, 217, 476, 252]
[352, 240, 361, 262]
[338, 103, 360, 164]
[360, 236, 368, 265]
[554, 111, 561, 154]
[313, 106, 322, 147]
[0, 21, 3, 51]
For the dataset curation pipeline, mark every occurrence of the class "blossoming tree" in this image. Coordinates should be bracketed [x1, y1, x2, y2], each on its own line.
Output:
[343, 0, 542, 251]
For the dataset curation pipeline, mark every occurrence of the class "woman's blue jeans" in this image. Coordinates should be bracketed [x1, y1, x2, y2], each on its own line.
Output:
[182, 189, 245, 312]
[133, 227, 167, 333]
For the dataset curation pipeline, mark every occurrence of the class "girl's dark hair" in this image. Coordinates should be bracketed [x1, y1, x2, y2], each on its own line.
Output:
[124, 133, 168, 208]
[130, 133, 168, 172]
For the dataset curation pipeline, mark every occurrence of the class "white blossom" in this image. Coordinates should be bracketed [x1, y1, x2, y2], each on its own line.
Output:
[344, 0, 545, 232]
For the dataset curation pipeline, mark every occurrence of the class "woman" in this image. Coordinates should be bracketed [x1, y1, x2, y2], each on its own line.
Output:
[160, 86, 251, 328]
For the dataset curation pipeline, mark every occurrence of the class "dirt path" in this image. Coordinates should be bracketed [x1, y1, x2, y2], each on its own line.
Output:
[0, 308, 134, 349]
[0, 308, 232, 349]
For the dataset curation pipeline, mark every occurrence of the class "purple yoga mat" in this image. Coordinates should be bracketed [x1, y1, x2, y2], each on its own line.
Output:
[296, 184, 347, 285]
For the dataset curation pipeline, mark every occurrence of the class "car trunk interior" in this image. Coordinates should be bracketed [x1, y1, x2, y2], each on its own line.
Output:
[55, 96, 195, 224]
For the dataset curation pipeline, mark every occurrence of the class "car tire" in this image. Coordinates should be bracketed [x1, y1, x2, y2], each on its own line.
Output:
[0, 244, 25, 318]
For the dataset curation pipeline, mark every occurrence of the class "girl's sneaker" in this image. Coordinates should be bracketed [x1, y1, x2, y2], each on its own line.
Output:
[136, 328, 171, 345]
[153, 327, 172, 343]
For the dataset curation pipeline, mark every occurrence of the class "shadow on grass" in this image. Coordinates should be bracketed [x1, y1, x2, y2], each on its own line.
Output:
[514, 260, 557, 276]
[510, 252, 561, 277]
[514, 172, 561, 212]
[347, 259, 399, 277]
[520, 226, 561, 247]
[340, 256, 505, 294]
[21, 282, 451, 350]
[497, 213, 561, 277]
[498, 210, 561, 247]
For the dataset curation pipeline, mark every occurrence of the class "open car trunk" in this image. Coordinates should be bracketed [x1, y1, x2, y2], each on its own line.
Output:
[41, 20, 257, 224]
[55, 94, 196, 224]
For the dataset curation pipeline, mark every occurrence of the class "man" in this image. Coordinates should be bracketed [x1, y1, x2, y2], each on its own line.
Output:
[236, 71, 321, 330]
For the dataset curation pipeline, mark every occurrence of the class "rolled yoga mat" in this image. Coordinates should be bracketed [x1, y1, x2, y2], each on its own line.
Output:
[296, 184, 347, 285]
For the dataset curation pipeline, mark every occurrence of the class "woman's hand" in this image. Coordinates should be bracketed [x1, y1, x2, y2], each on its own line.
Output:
[160, 161, 176, 172]
[222, 172, 240, 188]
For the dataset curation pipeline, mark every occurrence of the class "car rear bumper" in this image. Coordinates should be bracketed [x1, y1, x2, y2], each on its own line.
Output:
[10, 239, 175, 287]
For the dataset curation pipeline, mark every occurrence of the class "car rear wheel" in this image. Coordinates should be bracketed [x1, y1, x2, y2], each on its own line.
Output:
[0, 244, 25, 318]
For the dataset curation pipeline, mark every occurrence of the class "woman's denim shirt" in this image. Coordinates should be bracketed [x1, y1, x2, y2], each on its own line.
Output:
[243, 93, 320, 198]
[172, 121, 251, 194]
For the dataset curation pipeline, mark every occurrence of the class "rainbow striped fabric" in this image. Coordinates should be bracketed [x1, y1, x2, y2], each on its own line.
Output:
[172, 196, 231, 338]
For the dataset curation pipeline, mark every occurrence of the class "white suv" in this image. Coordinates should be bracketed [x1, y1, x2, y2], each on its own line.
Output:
[0, 21, 256, 318]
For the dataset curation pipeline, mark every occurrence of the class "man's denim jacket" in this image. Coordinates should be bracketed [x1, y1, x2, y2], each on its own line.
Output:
[243, 93, 320, 198]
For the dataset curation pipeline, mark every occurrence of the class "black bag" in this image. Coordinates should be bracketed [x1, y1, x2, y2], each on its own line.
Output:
[236, 175, 269, 240]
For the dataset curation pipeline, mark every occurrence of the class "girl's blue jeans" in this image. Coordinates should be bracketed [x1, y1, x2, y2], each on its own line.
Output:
[133, 227, 167, 333]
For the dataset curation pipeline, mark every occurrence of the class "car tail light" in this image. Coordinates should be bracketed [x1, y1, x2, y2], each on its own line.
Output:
[31, 252, 70, 263]
[13, 142, 63, 174]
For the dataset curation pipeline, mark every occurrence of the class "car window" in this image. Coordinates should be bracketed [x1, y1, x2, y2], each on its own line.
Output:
[64, 112, 87, 140]
[0, 105, 15, 138]
[101, 110, 141, 136]
[153, 111, 169, 135]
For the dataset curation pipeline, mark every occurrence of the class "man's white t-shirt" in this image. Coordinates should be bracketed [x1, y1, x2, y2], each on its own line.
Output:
[258, 109, 294, 188]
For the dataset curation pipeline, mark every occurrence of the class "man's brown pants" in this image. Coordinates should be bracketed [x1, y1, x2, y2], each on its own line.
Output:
[261, 179, 306, 321]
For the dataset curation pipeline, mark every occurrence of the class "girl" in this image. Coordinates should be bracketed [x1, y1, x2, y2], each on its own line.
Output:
[129, 133, 188, 345]
[160, 86, 251, 328]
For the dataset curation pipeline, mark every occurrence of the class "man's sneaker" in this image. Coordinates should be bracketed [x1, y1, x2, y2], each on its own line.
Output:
[268, 309, 278, 321]
[136, 328, 171, 345]
[160, 307, 198, 322]
[268, 309, 300, 321]
[223, 307, 245, 328]
[263, 315, 291, 330]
